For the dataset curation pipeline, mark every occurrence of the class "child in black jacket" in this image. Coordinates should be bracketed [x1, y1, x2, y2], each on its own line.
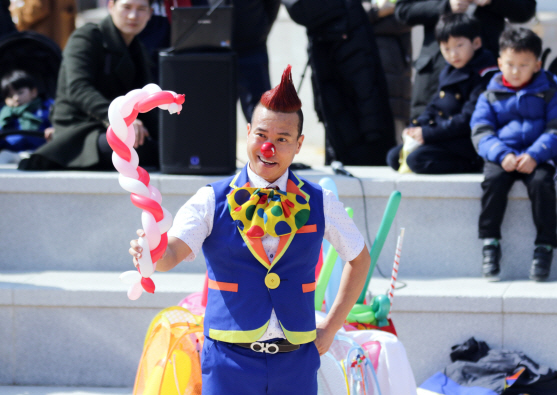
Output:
[386, 13, 498, 174]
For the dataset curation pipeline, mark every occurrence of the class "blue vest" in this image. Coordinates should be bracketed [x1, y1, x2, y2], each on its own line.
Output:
[202, 166, 325, 344]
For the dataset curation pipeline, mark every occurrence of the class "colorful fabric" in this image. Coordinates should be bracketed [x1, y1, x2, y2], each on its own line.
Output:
[227, 186, 310, 238]
[419, 337, 557, 395]
[420, 372, 498, 395]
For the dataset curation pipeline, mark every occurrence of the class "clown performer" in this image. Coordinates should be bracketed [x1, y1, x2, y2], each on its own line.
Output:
[128, 65, 371, 394]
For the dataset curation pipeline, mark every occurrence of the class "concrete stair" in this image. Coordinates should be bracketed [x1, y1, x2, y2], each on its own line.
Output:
[2, 165, 557, 387]
[0, 386, 132, 395]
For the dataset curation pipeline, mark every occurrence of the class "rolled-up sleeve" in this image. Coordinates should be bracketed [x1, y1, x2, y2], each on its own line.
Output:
[167, 186, 215, 262]
[323, 188, 366, 262]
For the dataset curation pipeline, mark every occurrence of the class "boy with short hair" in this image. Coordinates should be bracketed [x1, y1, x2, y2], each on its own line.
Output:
[0, 69, 53, 163]
[471, 27, 557, 281]
[386, 13, 497, 174]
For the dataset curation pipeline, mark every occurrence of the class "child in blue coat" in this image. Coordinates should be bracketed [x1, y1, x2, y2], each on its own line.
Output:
[471, 27, 557, 281]
[0, 70, 52, 163]
[386, 13, 497, 174]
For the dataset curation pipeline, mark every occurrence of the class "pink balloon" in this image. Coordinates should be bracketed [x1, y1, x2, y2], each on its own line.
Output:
[107, 86, 184, 300]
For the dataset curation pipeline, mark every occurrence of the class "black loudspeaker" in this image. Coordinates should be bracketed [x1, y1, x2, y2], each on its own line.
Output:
[159, 50, 237, 174]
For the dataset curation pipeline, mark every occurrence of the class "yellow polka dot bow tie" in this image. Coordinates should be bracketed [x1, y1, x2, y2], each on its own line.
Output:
[228, 187, 310, 238]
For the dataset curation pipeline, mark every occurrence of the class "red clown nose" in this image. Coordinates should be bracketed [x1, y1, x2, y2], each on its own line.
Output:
[261, 142, 275, 158]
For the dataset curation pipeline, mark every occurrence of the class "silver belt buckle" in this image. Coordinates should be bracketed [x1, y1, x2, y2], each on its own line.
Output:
[250, 341, 279, 354]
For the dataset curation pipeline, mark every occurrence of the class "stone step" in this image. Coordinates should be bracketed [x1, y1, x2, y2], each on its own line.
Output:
[1, 271, 556, 386]
[0, 386, 132, 395]
[1, 165, 555, 280]
[0, 271, 204, 388]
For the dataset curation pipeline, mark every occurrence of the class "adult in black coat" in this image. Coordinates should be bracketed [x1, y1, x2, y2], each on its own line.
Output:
[366, 0, 413, 140]
[19, 0, 156, 170]
[233, 0, 281, 121]
[0, 0, 16, 39]
[395, 0, 536, 120]
[284, 0, 396, 166]
[386, 46, 497, 174]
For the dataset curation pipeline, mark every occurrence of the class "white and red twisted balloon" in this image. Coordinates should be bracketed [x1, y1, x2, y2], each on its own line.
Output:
[106, 84, 185, 300]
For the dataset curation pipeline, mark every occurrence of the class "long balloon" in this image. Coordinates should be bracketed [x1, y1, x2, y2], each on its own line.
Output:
[108, 84, 185, 300]
[357, 191, 401, 304]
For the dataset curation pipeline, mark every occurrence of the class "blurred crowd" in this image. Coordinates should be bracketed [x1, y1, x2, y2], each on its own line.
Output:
[0, 0, 545, 171]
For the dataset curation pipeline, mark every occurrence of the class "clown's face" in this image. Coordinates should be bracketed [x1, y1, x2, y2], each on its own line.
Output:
[247, 106, 304, 184]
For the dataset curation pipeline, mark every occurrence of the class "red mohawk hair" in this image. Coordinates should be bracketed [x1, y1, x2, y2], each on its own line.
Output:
[260, 65, 302, 113]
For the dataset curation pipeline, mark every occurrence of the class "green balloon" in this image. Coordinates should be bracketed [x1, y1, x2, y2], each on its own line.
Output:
[346, 303, 377, 325]
[357, 191, 401, 304]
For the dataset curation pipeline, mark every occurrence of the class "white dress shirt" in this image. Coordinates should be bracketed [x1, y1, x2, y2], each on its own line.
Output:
[168, 165, 365, 341]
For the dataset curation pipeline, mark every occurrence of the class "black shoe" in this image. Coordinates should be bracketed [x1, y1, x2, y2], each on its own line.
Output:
[482, 244, 501, 277]
[530, 246, 553, 281]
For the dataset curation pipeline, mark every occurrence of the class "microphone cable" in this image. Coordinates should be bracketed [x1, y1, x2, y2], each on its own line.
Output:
[331, 162, 407, 290]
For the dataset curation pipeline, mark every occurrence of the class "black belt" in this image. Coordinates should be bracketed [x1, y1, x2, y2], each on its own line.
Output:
[234, 339, 300, 354]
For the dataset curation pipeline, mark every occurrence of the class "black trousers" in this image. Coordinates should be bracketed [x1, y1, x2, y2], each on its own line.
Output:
[236, 45, 271, 122]
[386, 143, 483, 174]
[479, 161, 557, 247]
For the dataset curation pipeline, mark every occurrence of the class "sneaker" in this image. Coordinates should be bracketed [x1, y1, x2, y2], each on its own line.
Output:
[530, 246, 553, 281]
[482, 244, 501, 278]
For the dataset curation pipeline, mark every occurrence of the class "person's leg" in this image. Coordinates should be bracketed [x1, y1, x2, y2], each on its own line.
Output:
[522, 163, 556, 281]
[237, 45, 272, 122]
[201, 337, 268, 395]
[522, 163, 557, 247]
[386, 144, 402, 170]
[406, 144, 482, 174]
[267, 342, 320, 395]
[479, 162, 517, 277]
[479, 162, 517, 240]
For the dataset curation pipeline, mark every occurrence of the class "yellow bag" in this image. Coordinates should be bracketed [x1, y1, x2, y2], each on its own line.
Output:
[133, 306, 204, 395]
[398, 134, 420, 174]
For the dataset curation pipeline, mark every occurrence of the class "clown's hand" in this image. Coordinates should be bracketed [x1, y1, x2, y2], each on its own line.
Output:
[129, 229, 146, 268]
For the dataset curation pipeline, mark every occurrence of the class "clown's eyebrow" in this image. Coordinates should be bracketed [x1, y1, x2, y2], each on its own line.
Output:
[254, 127, 293, 137]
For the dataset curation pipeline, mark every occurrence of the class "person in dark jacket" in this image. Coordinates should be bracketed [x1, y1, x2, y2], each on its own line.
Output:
[365, 0, 413, 142]
[395, 0, 536, 120]
[386, 13, 497, 174]
[18, 0, 156, 171]
[471, 27, 557, 281]
[284, 0, 396, 166]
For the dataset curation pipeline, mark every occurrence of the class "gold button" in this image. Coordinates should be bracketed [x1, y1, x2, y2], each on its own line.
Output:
[412, 119, 418, 125]
[455, 93, 461, 100]
[265, 273, 280, 289]
[439, 91, 445, 98]
[438, 111, 444, 116]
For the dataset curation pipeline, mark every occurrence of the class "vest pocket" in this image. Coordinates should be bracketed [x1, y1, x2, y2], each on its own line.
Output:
[296, 224, 317, 233]
[302, 282, 316, 293]
[208, 279, 238, 292]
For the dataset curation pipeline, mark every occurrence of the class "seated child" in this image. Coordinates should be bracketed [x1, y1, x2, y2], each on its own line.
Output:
[386, 13, 497, 174]
[471, 27, 557, 281]
[0, 70, 53, 163]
